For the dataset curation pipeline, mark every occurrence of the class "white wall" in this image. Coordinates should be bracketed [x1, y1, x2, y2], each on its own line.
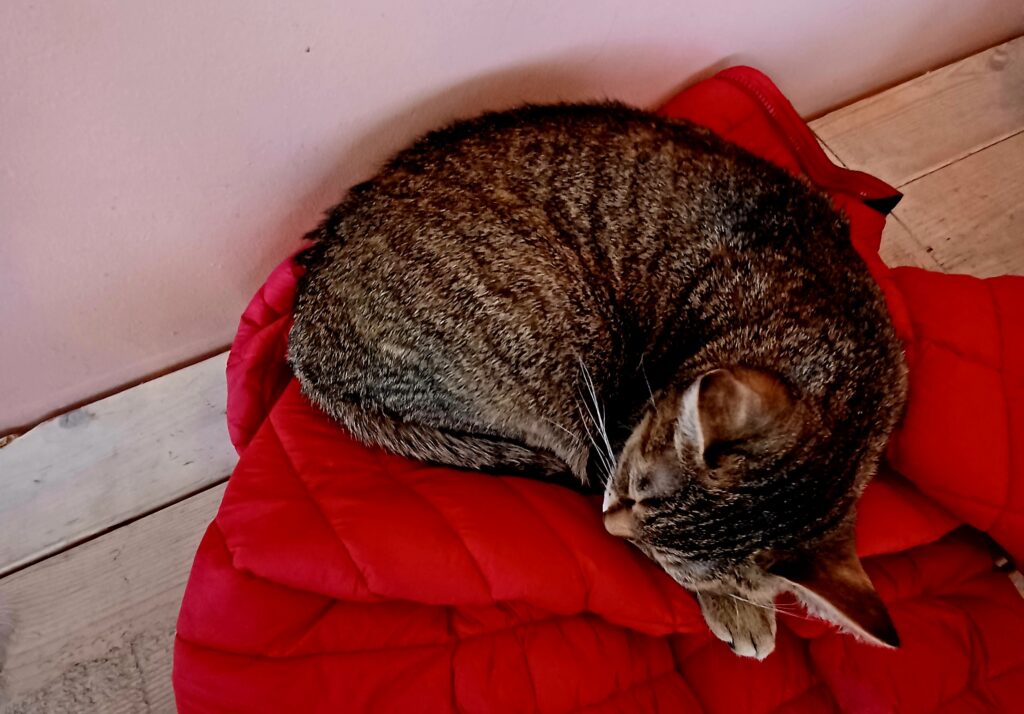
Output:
[1, 0, 1021, 431]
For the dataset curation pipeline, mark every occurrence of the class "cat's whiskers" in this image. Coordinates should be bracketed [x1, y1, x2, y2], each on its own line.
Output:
[542, 416, 583, 447]
[639, 355, 656, 408]
[726, 592, 811, 621]
[577, 404, 613, 486]
[578, 359, 617, 485]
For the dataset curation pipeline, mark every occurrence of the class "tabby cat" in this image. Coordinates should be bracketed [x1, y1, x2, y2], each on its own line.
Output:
[288, 103, 907, 659]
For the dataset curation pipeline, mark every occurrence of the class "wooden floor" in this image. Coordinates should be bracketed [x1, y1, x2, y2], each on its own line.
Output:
[1, 37, 1022, 712]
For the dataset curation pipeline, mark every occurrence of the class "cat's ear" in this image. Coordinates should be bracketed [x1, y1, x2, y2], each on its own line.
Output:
[771, 533, 899, 648]
[677, 368, 797, 466]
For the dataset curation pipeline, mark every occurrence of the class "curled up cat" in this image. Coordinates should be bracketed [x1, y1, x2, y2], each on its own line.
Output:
[288, 103, 908, 660]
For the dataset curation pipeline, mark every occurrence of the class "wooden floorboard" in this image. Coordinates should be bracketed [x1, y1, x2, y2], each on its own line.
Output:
[815, 36, 1024, 276]
[811, 37, 1024, 188]
[878, 213, 945, 272]
[0, 354, 235, 577]
[892, 131, 1024, 278]
[0, 485, 223, 713]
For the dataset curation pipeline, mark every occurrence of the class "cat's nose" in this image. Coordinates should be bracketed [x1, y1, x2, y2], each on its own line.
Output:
[602, 499, 636, 538]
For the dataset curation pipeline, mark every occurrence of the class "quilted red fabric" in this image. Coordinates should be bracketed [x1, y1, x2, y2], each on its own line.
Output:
[174, 68, 1024, 713]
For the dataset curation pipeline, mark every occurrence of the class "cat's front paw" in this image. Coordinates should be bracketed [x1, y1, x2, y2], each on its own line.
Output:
[697, 591, 777, 660]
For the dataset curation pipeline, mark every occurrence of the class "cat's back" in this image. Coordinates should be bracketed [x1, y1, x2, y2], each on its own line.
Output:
[291, 100, 818, 349]
[287, 102, 866, 459]
[317, 103, 740, 240]
[288, 103, 724, 444]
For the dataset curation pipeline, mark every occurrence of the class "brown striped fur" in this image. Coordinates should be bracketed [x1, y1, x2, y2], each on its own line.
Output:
[288, 103, 907, 658]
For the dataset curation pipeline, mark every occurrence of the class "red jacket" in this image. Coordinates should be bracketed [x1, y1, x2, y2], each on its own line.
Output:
[174, 69, 1024, 713]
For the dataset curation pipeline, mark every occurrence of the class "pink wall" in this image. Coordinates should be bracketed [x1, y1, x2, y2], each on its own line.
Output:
[1, 1, 1021, 431]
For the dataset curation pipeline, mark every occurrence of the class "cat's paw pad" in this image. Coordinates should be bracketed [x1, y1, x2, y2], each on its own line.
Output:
[723, 620, 776, 660]
[698, 592, 777, 660]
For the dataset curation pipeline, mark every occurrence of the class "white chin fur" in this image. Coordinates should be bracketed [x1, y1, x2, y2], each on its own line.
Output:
[601, 486, 615, 513]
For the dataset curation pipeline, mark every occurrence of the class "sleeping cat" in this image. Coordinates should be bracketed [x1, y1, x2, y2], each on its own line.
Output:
[288, 102, 907, 659]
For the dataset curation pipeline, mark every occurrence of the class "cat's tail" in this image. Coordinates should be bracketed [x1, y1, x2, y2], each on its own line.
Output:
[329, 401, 582, 488]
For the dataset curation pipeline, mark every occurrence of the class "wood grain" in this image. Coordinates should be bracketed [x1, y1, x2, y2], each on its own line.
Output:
[878, 214, 944, 272]
[811, 37, 1024, 187]
[0, 354, 234, 577]
[0, 485, 223, 713]
[892, 132, 1024, 278]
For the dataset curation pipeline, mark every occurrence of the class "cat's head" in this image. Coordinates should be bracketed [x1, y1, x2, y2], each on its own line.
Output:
[602, 366, 899, 648]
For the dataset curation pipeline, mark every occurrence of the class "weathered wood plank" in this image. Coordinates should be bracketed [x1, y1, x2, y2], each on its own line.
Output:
[814, 134, 847, 167]
[892, 131, 1024, 278]
[811, 37, 1024, 187]
[0, 485, 223, 713]
[878, 213, 945, 272]
[0, 353, 234, 577]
